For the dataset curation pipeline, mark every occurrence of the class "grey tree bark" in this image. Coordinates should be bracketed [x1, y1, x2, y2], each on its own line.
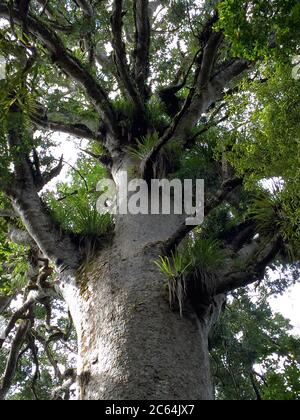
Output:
[67, 214, 219, 400]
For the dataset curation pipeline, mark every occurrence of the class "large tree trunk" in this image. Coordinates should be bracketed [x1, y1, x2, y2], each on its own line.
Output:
[64, 214, 219, 400]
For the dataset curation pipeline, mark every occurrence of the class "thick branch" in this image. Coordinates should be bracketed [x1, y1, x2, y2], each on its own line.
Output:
[0, 2, 120, 142]
[75, 0, 93, 17]
[9, 186, 80, 270]
[197, 32, 224, 88]
[5, 123, 80, 270]
[36, 155, 64, 190]
[142, 50, 249, 178]
[178, 59, 249, 141]
[0, 296, 13, 316]
[52, 369, 76, 400]
[30, 113, 103, 142]
[33, 330, 63, 381]
[0, 320, 31, 401]
[216, 237, 282, 295]
[0, 296, 35, 349]
[205, 178, 243, 215]
[158, 49, 201, 117]
[164, 178, 243, 253]
[219, 220, 256, 252]
[184, 113, 229, 149]
[133, 0, 151, 97]
[111, 0, 145, 114]
[36, 0, 63, 21]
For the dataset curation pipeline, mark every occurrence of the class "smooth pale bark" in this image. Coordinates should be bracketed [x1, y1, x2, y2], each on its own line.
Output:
[63, 214, 220, 400]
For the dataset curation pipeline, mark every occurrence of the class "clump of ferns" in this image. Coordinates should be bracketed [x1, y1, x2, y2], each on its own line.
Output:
[71, 202, 114, 260]
[0, 62, 39, 124]
[186, 236, 227, 272]
[146, 99, 171, 129]
[128, 131, 160, 161]
[154, 250, 191, 316]
[113, 98, 137, 129]
[113, 99, 169, 136]
[249, 189, 300, 262]
[128, 132, 181, 177]
[46, 191, 114, 258]
[155, 237, 226, 316]
[184, 236, 227, 296]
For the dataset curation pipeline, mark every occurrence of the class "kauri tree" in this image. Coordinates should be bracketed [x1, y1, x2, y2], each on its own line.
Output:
[0, 0, 300, 400]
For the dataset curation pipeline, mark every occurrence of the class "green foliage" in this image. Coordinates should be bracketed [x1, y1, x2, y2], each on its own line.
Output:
[154, 250, 191, 281]
[220, 63, 300, 187]
[249, 188, 300, 261]
[263, 365, 300, 400]
[217, 0, 300, 60]
[0, 217, 30, 296]
[49, 191, 112, 238]
[212, 60, 300, 262]
[213, 288, 300, 400]
[0, 46, 38, 122]
[113, 97, 137, 123]
[155, 235, 227, 315]
[175, 140, 220, 193]
[184, 236, 226, 271]
[128, 132, 159, 161]
[154, 251, 191, 316]
[146, 99, 171, 128]
[155, 236, 225, 285]
[45, 157, 113, 239]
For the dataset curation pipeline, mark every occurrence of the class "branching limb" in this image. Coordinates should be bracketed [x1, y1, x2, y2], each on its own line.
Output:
[30, 112, 103, 142]
[0, 320, 31, 400]
[0, 296, 13, 316]
[111, 0, 146, 115]
[4, 115, 80, 270]
[52, 368, 76, 400]
[0, 2, 120, 143]
[215, 236, 282, 295]
[197, 32, 224, 88]
[16, 0, 31, 33]
[75, 0, 93, 17]
[158, 48, 202, 117]
[142, 57, 249, 178]
[95, 50, 126, 93]
[133, 0, 151, 98]
[0, 290, 48, 349]
[36, 0, 68, 23]
[37, 155, 64, 191]
[27, 333, 40, 400]
[250, 370, 262, 401]
[29, 149, 64, 191]
[164, 178, 243, 253]
[33, 330, 63, 381]
[79, 148, 113, 167]
[184, 113, 229, 149]
[74, 0, 95, 64]
[218, 220, 256, 253]
[205, 178, 243, 215]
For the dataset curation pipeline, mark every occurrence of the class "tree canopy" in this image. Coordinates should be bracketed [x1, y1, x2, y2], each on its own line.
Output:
[0, 0, 300, 400]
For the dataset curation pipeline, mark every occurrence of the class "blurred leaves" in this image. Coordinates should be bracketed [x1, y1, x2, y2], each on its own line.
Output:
[213, 287, 300, 400]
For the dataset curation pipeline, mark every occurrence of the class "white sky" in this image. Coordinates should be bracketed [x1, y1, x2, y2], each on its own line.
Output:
[270, 283, 300, 335]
